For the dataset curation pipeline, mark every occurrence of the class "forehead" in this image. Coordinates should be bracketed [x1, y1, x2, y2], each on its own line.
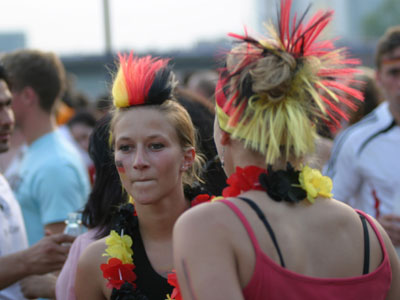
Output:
[381, 47, 400, 68]
[114, 107, 178, 142]
[0, 80, 12, 104]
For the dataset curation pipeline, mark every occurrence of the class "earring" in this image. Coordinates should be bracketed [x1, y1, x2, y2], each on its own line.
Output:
[220, 147, 225, 167]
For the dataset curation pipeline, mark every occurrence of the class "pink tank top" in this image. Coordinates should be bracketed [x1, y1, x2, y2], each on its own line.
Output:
[220, 200, 392, 300]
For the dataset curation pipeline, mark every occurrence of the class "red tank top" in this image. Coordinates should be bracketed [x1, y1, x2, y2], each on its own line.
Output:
[220, 200, 392, 300]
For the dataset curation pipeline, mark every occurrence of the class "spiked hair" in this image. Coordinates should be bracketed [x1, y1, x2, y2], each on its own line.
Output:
[112, 52, 175, 108]
[215, 0, 363, 165]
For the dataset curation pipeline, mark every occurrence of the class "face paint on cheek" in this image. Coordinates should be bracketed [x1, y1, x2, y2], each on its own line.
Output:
[115, 160, 126, 174]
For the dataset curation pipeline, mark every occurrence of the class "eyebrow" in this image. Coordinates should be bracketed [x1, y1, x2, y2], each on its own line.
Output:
[115, 133, 168, 142]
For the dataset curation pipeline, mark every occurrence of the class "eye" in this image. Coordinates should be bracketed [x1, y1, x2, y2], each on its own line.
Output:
[118, 144, 132, 152]
[149, 143, 164, 150]
[388, 68, 400, 77]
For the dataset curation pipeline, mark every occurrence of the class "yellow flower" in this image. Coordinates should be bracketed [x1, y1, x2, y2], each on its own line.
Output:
[298, 166, 333, 203]
[103, 230, 133, 264]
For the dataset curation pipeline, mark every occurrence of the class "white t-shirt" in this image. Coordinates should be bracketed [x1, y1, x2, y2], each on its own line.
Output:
[324, 101, 400, 217]
[0, 174, 29, 300]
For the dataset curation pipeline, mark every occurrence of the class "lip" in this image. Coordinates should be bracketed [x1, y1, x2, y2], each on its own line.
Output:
[132, 178, 154, 183]
[0, 132, 11, 141]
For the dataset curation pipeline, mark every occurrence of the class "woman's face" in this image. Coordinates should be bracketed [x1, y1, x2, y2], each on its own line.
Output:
[114, 107, 190, 205]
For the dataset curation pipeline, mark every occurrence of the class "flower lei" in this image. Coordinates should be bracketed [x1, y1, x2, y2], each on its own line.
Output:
[100, 192, 213, 300]
[222, 164, 332, 204]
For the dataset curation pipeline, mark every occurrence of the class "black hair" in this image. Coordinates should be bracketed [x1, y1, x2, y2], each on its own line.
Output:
[81, 114, 128, 239]
[67, 110, 97, 128]
[0, 64, 11, 88]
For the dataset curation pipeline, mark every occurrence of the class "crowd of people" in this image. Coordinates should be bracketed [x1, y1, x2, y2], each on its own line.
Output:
[0, 0, 399, 299]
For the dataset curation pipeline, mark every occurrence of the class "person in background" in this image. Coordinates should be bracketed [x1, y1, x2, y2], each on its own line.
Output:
[0, 63, 75, 300]
[1, 49, 90, 245]
[173, 1, 400, 299]
[324, 26, 400, 249]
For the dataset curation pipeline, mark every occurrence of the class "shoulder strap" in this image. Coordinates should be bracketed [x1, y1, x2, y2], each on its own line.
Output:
[218, 199, 263, 254]
[237, 197, 286, 268]
[355, 209, 389, 273]
[357, 212, 370, 275]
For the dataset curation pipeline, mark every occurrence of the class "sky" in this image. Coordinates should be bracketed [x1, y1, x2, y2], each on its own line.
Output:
[0, 0, 256, 55]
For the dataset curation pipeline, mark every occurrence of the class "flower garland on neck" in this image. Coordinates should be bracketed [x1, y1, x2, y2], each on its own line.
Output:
[222, 164, 333, 203]
[100, 164, 332, 299]
[100, 190, 213, 300]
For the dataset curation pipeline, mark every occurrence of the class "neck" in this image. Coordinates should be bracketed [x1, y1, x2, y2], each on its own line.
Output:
[21, 110, 56, 145]
[135, 188, 190, 241]
[389, 101, 400, 125]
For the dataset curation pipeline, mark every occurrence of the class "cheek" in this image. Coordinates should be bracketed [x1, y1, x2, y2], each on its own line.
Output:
[114, 154, 131, 184]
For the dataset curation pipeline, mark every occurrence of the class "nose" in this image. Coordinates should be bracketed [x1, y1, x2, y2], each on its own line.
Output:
[0, 107, 14, 129]
[132, 146, 149, 170]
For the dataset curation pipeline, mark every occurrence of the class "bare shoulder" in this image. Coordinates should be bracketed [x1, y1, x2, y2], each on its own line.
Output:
[174, 200, 234, 238]
[75, 237, 108, 300]
[78, 237, 107, 267]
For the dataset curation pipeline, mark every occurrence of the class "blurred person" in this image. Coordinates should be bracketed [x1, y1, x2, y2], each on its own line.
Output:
[67, 111, 97, 154]
[0, 63, 75, 300]
[173, 1, 400, 299]
[94, 93, 113, 120]
[75, 53, 205, 300]
[0, 126, 26, 190]
[348, 67, 383, 126]
[324, 26, 400, 248]
[185, 69, 218, 103]
[1, 49, 90, 246]
[21, 115, 128, 300]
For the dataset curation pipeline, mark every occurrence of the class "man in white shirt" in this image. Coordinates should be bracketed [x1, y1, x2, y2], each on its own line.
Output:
[325, 26, 400, 247]
[0, 65, 74, 299]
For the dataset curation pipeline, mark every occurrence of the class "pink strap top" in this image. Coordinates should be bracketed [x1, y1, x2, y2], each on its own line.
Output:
[219, 200, 392, 300]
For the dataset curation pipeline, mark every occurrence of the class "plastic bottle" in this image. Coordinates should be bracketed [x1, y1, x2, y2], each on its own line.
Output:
[63, 212, 83, 236]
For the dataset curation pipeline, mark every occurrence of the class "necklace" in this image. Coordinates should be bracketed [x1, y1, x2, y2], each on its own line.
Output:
[100, 191, 213, 300]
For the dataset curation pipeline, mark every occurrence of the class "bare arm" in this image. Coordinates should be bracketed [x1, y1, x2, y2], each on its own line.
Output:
[374, 220, 400, 300]
[45, 221, 66, 235]
[173, 204, 244, 300]
[75, 239, 108, 300]
[20, 274, 57, 299]
[0, 233, 74, 290]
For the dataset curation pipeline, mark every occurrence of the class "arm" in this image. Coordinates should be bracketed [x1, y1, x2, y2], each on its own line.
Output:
[173, 204, 244, 300]
[369, 218, 400, 300]
[75, 239, 108, 300]
[20, 274, 57, 299]
[329, 134, 361, 204]
[0, 233, 74, 290]
[378, 214, 400, 246]
[35, 163, 88, 229]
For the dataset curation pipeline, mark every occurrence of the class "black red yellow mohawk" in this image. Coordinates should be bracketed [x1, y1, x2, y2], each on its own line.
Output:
[215, 0, 363, 164]
[112, 52, 173, 108]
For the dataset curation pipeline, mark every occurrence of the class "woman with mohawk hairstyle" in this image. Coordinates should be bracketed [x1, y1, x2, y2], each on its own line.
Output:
[75, 53, 207, 300]
[173, 1, 400, 299]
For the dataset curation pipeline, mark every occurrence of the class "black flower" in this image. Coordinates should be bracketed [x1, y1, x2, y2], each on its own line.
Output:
[259, 163, 306, 203]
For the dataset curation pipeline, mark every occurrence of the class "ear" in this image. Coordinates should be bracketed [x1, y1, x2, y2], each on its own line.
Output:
[181, 147, 195, 171]
[21, 86, 38, 107]
[220, 131, 231, 146]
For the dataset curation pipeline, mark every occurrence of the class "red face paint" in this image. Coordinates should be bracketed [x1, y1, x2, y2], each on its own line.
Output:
[115, 160, 126, 174]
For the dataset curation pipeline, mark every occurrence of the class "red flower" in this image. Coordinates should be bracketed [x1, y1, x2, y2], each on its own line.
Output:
[223, 166, 266, 197]
[168, 271, 182, 300]
[191, 194, 213, 207]
[100, 258, 136, 290]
